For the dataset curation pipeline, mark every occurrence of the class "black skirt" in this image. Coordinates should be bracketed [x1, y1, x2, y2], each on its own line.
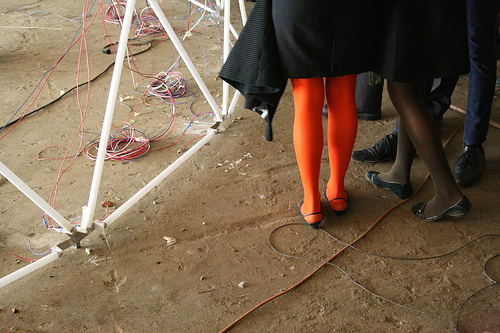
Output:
[272, 0, 469, 81]
[374, 0, 470, 82]
[272, 0, 379, 79]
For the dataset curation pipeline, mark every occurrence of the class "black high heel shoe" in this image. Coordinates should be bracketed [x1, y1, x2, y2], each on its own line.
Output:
[365, 171, 413, 199]
[298, 201, 321, 229]
[411, 196, 471, 221]
[324, 189, 347, 216]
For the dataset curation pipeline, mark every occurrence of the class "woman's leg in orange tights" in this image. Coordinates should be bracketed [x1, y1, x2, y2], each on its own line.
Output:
[325, 75, 358, 211]
[291, 77, 325, 224]
[291, 75, 357, 223]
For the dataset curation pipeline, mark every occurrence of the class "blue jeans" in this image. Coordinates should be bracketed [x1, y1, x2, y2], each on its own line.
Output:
[463, 0, 499, 146]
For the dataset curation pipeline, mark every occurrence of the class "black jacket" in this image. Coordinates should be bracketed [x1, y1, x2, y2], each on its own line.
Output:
[219, 0, 286, 141]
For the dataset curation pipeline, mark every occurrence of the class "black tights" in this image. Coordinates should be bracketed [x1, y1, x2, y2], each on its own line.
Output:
[379, 81, 464, 217]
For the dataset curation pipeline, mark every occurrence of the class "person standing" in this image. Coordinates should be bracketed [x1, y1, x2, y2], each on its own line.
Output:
[456, 0, 499, 187]
[221, 0, 379, 228]
[354, 0, 499, 188]
[271, 0, 378, 228]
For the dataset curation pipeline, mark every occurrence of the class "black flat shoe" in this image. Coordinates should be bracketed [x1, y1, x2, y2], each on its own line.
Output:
[298, 201, 321, 229]
[324, 189, 347, 216]
[411, 196, 471, 221]
[365, 171, 413, 199]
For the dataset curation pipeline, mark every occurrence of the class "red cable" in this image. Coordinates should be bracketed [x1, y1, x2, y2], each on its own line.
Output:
[0, 1, 102, 142]
[45, 0, 102, 227]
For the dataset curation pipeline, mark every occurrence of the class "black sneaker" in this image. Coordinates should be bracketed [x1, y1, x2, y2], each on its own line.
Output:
[351, 133, 398, 163]
[454, 144, 485, 187]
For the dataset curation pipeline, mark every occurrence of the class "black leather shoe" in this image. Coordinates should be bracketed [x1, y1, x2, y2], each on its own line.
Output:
[352, 134, 398, 163]
[454, 144, 485, 187]
[411, 196, 471, 221]
[365, 171, 413, 199]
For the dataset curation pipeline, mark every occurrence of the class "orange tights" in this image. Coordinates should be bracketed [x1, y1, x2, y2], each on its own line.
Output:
[291, 76, 357, 224]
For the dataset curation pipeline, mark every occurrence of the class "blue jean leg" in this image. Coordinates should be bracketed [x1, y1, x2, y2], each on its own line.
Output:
[463, 0, 500, 146]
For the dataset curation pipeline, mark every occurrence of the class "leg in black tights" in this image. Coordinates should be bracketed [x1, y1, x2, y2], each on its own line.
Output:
[380, 81, 465, 217]
[378, 116, 416, 186]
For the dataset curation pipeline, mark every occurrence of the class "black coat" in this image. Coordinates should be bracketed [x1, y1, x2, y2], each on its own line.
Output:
[219, 0, 286, 141]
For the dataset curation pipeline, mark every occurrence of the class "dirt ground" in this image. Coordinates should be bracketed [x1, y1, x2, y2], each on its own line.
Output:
[0, 1, 499, 332]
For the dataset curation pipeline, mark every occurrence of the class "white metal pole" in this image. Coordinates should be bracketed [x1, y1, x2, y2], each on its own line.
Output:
[147, 0, 222, 121]
[98, 129, 217, 228]
[0, 251, 61, 288]
[228, 90, 241, 116]
[0, 161, 74, 234]
[222, 0, 231, 115]
[223, 0, 231, 61]
[238, 0, 247, 24]
[229, 24, 239, 40]
[80, 0, 137, 231]
[226, 1, 246, 116]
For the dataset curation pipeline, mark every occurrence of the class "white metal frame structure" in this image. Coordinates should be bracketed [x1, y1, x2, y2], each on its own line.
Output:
[0, 0, 247, 288]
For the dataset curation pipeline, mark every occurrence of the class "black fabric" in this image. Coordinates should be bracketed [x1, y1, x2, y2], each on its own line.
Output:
[272, 0, 380, 78]
[219, 0, 286, 141]
[374, 0, 470, 82]
[220, 0, 470, 140]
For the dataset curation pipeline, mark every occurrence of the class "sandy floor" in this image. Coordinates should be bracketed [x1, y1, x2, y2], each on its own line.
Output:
[0, 1, 499, 332]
